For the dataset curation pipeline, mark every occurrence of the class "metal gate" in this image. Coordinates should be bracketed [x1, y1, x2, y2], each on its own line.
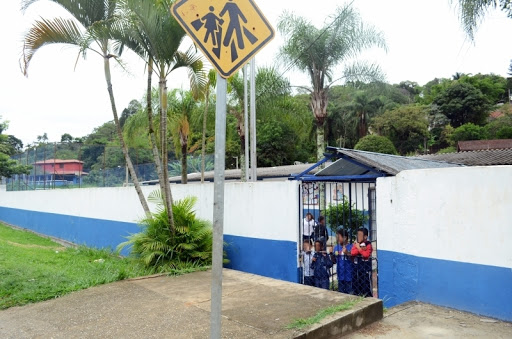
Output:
[299, 181, 378, 297]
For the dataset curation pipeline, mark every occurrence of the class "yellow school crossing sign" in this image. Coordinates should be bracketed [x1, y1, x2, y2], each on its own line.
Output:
[171, 0, 275, 78]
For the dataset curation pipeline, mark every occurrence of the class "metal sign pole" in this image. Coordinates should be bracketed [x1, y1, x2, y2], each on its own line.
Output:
[210, 74, 227, 339]
[243, 65, 250, 182]
[250, 58, 257, 182]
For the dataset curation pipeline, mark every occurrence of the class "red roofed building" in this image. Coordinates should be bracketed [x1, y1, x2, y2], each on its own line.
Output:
[33, 159, 87, 186]
[457, 139, 512, 152]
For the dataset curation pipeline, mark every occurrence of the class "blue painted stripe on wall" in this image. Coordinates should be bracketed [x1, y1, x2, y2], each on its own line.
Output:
[224, 234, 298, 283]
[0, 206, 139, 255]
[378, 250, 512, 321]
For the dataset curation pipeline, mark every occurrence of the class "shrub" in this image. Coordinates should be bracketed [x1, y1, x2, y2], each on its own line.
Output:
[117, 192, 213, 272]
[354, 135, 397, 155]
[324, 199, 368, 239]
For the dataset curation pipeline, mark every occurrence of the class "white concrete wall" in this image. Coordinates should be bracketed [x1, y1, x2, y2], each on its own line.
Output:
[0, 181, 300, 242]
[377, 166, 512, 268]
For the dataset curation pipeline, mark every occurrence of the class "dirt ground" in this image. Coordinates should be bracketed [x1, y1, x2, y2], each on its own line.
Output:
[347, 301, 512, 338]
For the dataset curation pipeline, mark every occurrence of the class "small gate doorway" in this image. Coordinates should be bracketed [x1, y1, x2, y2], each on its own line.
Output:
[290, 147, 387, 297]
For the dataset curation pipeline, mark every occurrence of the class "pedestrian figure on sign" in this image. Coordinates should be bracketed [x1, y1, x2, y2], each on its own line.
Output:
[219, 0, 259, 61]
[201, 6, 224, 46]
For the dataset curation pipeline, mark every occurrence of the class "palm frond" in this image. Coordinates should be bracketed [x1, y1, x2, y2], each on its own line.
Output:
[22, 17, 86, 76]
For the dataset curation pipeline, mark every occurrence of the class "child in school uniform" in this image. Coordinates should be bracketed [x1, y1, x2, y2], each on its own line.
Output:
[301, 239, 315, 286]
[311, 240, 333, 290]
[351, 227, 373, 297]
[333, 229, 353, 294]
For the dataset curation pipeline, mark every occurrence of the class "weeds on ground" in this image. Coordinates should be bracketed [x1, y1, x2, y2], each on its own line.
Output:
[286, 297, 363, 330]
[0, 224, 152, 309]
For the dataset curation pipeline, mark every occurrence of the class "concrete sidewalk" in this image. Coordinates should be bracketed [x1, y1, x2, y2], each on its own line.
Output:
[0, 269, 382, 338]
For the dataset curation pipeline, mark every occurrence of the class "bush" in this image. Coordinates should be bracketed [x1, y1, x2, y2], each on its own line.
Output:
[451, 123, 487, 144]
[117, 192, 213, 273]
[354, 135, 397, 155]
[324, 199, 368, 239]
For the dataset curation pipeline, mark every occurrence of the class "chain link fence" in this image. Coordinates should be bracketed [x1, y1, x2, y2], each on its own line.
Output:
[6, 143, 214, 191]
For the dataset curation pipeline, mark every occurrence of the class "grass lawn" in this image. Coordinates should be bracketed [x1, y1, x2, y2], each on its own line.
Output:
[0, 223, 152, 310]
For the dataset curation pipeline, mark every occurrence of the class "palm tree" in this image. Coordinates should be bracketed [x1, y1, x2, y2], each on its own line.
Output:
[346, 91, 383, 139]
[115, 0, 206, 230]
[278, 4, 387, 160]
[453, 0, 512, 40]
[200, 69, 217, 183]
[228, 66, 291, 175]
[169, 89, 197, 184]
[21, 0, 151, 216]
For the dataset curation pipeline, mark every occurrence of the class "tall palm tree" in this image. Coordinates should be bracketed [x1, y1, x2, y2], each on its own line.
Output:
[278, 4, 387, 160]
[169, 89, 197, 184]
[116, 0, 206, 230]
[21, 0, 151, 216]
[453, 0, 512, 40]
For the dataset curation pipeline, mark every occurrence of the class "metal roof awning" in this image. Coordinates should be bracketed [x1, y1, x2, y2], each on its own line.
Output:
[290, 147, 463, 182]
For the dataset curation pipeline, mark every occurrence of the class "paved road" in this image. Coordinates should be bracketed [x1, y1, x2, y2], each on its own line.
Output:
[347, 302, 512, 338]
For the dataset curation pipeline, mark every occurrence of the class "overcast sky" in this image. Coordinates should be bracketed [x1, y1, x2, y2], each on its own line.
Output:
[1, 0, 512, 145]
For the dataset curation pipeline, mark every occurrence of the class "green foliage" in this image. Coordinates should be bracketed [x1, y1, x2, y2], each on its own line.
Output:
[0, 118, 31, 178]
[117, 193, 213, 272]
[324, 200, 368, 237]
[433, 82, 490, 127]
[286, 298, 363, 330]
[438, 146, 456, 154]
[257, 120, 297, 167]
[372, 105, 429, 155]
[484, 114, 512, 139]
[451, 123, 487, 143]
[0, 224, 152, 309]
[354, 135, 397, 155]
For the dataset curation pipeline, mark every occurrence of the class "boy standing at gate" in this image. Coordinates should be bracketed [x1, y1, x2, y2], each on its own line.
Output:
[311, 240, 333, 290]
[333, 229, 353, 294]
[351, 227, 373, 297]
[300, 239, 315, 286]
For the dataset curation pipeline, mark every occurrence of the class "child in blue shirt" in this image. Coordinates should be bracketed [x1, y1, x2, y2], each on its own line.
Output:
[311, 240, 333, 290]
[333, 229, 353, 294]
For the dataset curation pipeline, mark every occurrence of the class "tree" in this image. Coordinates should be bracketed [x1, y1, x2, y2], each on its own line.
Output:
[372, 105, 429, 155]
[433, 82, 490, 127]
[22, 0, 151, 216]
[0, 118, 31, 178]
[345, 91, 383, 138]
[6, 136, 24, 155]
[115, 0, 206, 230]
[257, 120, 296, 167]
[451, 123, 487, 143]
[278, 4, 387, 160]
[453, 0, 512, 40]
[354, 135, 397, 155]
[119, 100, 142, 128]
[60, 133, 73, 143]
[36, 133, 48, 144]
[200, 70, 217, 183]
[169, 89, 197, 184]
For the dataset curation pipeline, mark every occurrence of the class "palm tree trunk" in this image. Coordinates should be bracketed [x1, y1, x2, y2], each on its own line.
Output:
[159, 67, 175, 232]
[146, 59, 173, 218]
[200, 87, 210, 183]
[181, 142, 188, 184]
[311, 89, 328, 161]
[103, 52, 150, 217]
[316, 121, 325, 161]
